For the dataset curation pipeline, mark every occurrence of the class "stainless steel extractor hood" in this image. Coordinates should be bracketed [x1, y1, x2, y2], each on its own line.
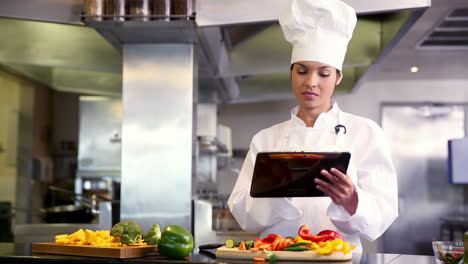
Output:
[0, 0, 430, 104]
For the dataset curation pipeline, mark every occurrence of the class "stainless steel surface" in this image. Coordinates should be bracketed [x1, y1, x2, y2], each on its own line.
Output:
[197, 104, 217, 137]
[80, 19, 237, 103]
[195, 0, 430, 26]
[78, 96, 122, 171]
[193, 200, 255, 253]
[0, 0, 83, 25]
[381, 104, 465, 255]
[387, 254, 435, 264]
[83, 20, 196, 51]
[121, 44, 195, 232]
[448, 138, 468, 184]
[0, 18, 122, 96]
[194, 200, 217, 250]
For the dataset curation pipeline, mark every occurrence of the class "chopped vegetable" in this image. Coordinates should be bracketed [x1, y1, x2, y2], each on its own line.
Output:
[55, 229, 123, 247]
[240, 226, 356, 254]
[286, 242, 312, 247]
[271, 235, 283, 251]
[317, 241, 333, 255]
[298, 225, 329, 243]
[244, 240, 254, 249]
[110, 221, 143, 245]
[253, 257, 266, 262]
[317, 230, 344, 241]
[144, 224, 161, 245]
[239, 241, 247, 251]
[225, 239, 237, 248]
[158, 225, 194, 258]
[261, 234, 278, 243]
[282, 246, 311, 251]
[259, 244, 272, 250]
[264, 249, 277, 264]
[433, 240, 464, 264]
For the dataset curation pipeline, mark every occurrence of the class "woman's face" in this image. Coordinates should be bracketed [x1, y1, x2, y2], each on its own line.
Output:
[291, 61, 343, 112]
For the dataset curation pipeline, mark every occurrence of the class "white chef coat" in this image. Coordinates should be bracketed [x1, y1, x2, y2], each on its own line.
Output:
[228, 102, 398, 253]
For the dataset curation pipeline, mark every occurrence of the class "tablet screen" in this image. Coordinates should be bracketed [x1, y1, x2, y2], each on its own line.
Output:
[249, 152, 351, 197]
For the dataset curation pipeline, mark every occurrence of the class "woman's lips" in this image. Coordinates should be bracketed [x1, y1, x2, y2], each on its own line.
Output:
[302, 91, 318, 99]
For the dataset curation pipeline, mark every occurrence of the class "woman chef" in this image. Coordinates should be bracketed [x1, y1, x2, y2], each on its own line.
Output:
[228, 0, 398, 253]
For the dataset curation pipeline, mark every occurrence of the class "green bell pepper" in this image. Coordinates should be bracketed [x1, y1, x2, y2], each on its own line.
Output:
[158, 225, 194, 258]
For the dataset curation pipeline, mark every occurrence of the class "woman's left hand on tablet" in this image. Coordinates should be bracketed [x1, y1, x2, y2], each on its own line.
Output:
[315, 168, 358, 215]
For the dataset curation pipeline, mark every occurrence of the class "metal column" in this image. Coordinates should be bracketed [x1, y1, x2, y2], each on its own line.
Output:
[121, 44, 195, 232]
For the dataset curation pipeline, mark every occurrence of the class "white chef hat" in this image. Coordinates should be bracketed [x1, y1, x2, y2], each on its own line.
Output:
[279, 0, 357, 71]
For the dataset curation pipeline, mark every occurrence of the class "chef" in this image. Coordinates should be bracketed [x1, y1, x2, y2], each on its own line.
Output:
[228, 0, 398, 253]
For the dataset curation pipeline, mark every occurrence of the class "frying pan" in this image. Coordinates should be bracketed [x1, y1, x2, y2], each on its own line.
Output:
[41, 204, 95, 223]
[13, 205, 95, 223]
[13, 186, 104, 223]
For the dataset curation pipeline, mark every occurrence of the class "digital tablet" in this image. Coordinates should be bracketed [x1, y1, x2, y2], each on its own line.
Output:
[250, 152, 351, 197]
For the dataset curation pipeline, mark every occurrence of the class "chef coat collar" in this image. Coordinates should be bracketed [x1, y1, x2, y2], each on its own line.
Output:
[290, 101, 341, 128]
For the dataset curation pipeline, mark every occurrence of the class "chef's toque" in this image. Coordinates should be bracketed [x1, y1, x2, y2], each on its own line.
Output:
[279, 0, 357, 71]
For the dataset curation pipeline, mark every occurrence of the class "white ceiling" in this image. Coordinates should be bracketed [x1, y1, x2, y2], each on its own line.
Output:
[368, 0, 468, 81]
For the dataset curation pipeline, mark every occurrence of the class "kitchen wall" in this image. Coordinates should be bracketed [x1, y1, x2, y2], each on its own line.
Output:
[0, 68, 21, 204]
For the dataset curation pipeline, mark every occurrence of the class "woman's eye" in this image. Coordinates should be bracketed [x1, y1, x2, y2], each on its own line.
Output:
[297, 70, 307, 75]
[319, 73, 330, 77]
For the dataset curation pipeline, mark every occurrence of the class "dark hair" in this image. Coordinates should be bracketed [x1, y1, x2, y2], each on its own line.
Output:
[290, 63, 341, 75]
[290, 63, 341, 79]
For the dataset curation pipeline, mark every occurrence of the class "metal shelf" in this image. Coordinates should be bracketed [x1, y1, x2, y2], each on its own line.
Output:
[83, 20, 197, 53]
[83, 19, 240, 103]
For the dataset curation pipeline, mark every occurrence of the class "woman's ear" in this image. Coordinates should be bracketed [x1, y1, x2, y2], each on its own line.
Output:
[336, 71, 344, 86]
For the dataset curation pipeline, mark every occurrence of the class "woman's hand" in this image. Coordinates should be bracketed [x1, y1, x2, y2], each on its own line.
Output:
[314, 168, 358, 215]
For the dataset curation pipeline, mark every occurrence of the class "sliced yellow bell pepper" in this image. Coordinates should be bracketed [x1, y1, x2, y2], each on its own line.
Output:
[309, 242, 319, 251]
[317, 241, 333, 255]
[295, 236, 313, 244]
[331, 238, 344, 251]
[343, 241, 352, 254]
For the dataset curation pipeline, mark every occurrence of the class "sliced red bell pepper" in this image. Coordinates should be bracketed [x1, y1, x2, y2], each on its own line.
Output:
[261, 234, 278, 243]
[317, 230, 344, 241]
[301, 234, 329, 243]
[298, 225, 330, 243]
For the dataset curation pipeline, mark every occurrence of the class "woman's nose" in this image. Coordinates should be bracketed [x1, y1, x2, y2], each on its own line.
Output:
[305, 73, 318, 88]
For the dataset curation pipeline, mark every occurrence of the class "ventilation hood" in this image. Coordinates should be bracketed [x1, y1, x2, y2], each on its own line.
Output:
[418, 8, 468, 49]
[0, 0, 430, 103]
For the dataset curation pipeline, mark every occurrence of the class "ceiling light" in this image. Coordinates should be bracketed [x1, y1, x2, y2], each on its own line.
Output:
[410, 66, 419, 73]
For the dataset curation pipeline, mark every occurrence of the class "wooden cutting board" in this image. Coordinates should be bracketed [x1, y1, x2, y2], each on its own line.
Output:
[216, 246, 352, 262]
[32, 243, 157, 258]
